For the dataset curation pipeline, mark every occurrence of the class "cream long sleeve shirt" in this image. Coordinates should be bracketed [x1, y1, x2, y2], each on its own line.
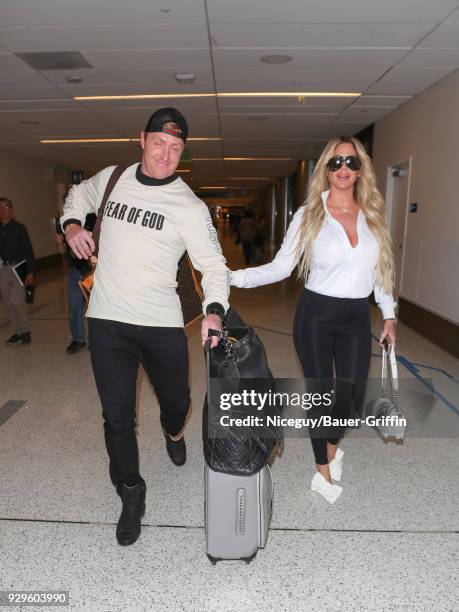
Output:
[61, 163, 230, 327]
[231, 190, 396, 320]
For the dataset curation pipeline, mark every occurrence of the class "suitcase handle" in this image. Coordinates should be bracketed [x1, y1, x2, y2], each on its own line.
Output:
[204, 336, 212, 401]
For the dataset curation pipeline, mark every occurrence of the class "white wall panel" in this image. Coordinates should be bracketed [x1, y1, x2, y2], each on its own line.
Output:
[418, 238, 459, 323]
[373, 70, 459, 322]
[400, 235, 423, 300]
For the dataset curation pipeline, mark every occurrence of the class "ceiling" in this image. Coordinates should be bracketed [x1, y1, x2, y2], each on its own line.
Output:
[1, 0, 459, 196]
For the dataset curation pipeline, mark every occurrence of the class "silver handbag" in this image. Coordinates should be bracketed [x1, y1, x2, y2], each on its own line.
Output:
[367, 344, 406, 441]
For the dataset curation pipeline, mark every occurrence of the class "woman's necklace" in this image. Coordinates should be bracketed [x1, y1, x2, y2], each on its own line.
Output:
[329, 198, 355, 214]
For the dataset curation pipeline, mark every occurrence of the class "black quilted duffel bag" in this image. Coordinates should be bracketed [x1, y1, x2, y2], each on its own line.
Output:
[202, 307, 283, 476]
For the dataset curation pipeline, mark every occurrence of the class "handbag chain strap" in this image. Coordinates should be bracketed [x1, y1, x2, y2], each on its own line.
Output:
[221, 330, 236, 363]
[214, 319, 237, 363]
[383, 345, 401, 414]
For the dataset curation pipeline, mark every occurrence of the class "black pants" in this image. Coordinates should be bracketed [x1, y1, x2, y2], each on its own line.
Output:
[88, 318, 190, 486]
[293, 289, 371, 465]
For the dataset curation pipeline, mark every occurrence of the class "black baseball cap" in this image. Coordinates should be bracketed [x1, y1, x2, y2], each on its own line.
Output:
[144, 107, 188, 143]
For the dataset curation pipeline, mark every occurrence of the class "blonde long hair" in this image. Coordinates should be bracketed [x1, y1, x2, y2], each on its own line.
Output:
[295, 136, 395, 293]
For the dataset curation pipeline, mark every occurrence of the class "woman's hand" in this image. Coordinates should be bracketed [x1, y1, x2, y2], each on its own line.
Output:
[379, 319, 397, 349]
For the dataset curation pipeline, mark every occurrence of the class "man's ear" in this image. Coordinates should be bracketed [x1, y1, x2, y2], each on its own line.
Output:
[140, 131, 146, 150]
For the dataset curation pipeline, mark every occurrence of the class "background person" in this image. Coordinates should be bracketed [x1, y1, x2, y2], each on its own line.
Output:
[239, 208, 256, 265]
[231, 136, 397, 504]
[253, 214, 267, 263]
[0, 197, 35, 345]
[55, 209, 97, 354]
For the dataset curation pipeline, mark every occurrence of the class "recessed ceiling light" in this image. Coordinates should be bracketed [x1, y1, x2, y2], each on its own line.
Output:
[259, 54, 293, 64]
[191, 157, 292, 161]
[41, 138, 131, 144]
[224, 157, 292, 161]
[175, 73, 196, 84]
[66, 75, 83, 84]
[187, 137, 221, 141]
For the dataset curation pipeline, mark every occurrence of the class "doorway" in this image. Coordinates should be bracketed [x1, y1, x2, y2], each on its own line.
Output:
[385, 160, 411, 298]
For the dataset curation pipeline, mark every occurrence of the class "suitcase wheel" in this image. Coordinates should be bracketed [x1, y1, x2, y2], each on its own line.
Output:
[243, 552, 257, 564]
[207, 554, 220, 565]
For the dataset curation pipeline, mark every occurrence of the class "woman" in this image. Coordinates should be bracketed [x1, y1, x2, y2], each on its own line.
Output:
[231, 136, 397, 504]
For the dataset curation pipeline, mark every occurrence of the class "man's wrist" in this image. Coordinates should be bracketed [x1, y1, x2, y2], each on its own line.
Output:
[62, 219, 82, 233]
[205, 302, 225, 319]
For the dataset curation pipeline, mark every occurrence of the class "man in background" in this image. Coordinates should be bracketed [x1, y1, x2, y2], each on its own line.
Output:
[56, 209, 96, 354]
[0, 197, 35, 345]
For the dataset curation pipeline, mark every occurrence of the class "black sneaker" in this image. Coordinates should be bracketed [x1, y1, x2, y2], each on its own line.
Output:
[66, 340, 86, 354]
[20, 332, 31, 345]
[163, 429, 186, 466]
[6, 334, 22, 345]
[115, 482, 146, 546]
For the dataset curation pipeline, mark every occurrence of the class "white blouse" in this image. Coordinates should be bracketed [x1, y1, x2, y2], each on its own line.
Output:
[231, 190, 396, 319]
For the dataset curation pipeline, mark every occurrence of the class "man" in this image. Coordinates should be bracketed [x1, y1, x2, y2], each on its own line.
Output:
[0, 197, 35, 345]
[55, 209, 97, 354]
[239, 208, 256, 265]
[61, 108, 229, 546]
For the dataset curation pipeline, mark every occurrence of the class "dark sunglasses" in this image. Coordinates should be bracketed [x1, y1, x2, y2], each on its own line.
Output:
[326, 155, 361, 172]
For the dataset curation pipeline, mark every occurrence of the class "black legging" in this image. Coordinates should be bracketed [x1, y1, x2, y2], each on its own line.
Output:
[293, 289, 371, 465]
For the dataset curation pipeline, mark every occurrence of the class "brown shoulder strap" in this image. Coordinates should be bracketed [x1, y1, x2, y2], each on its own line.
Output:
[92, 164, 128, 255]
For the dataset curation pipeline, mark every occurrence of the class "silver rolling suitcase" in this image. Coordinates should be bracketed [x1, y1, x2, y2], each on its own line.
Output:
[204, 463, 273, 564]
[203, 311, 279, 564]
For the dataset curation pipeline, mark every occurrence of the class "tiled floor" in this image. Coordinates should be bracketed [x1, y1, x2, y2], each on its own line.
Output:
[1, 222, 458, 611]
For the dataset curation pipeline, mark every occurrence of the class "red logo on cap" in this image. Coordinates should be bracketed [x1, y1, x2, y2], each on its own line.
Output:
[162, 126, 182, 138]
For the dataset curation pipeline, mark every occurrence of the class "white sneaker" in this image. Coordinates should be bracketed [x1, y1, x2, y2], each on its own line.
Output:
[329, 448, 344, 482]
[310, 472, 343, 504]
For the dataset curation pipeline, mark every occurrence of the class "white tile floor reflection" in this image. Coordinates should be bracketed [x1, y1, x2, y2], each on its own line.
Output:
[0, 221, 458, 611]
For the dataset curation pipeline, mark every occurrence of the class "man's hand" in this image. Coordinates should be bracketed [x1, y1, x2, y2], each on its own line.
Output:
[65, 225, 95, 259]
[25, 274, 34, 286]
[201, 314, 222, 348]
